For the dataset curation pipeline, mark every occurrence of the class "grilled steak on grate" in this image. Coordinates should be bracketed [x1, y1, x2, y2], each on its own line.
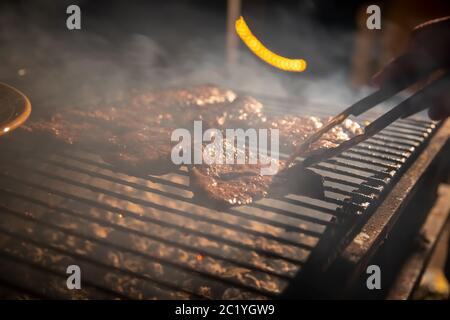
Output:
[265, 115, 364, 153]
[18, 84, 362, 205]
[189, 139, 325, 207]
[101, 127, 176, 174]
[19, 86, 265, 175]
[188, 116, 363, 207]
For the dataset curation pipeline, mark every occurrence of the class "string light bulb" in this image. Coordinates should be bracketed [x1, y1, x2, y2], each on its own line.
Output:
[235, 16, 307, 72]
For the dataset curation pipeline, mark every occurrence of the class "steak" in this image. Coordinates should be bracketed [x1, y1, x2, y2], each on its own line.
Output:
[189, 139, 325, 207]
[188, 116, 363, 207]
[19, 84, 363, 205]
[267, 116, 363, 153]
[19, 85, 265, 175]
[19, 112, 116, 147]
[129, 86, 264, 129]
[101, 127, 175, 175]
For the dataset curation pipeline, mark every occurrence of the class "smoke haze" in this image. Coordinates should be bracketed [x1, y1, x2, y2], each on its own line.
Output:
[0, 0, 373, 115]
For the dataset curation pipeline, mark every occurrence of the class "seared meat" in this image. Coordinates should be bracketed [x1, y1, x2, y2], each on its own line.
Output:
[20, 85, 269, 175]
[189, 116, 362, 207]
[190, 164, 324, 207]
[268, 116, 363, 153]
[189, 139, 324, 207]
[20, 85, 248, 175]
[101, 127, 175, 175]
[131, 85, 237, 110]
[129, 85, 239, 128]
[209, 96, 266, 128]
[19, 84, 362, 194]
[22, 113, 178, 175]
[122, 85, 263, 128]
[20, 112, 115, 147]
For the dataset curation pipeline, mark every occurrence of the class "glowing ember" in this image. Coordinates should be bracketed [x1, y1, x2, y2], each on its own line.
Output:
[196, 254, 204, 261]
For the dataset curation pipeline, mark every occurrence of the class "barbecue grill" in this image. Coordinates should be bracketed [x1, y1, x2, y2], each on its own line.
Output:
[0, 91, 448, 299]
[2, 0, 450, 301]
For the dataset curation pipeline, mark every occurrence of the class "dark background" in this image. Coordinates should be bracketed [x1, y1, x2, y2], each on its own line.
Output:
[1, 0, 450, 110]
[0, 0, 363, 72]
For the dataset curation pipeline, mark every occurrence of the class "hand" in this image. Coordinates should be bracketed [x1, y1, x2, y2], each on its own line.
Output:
[373, 17, 450, 120]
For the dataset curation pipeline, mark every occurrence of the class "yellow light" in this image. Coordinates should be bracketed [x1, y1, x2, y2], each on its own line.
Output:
[235, 16, 307, 72]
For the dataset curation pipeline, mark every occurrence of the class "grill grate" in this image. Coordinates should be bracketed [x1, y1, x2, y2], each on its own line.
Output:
[0, 93, 438, 299]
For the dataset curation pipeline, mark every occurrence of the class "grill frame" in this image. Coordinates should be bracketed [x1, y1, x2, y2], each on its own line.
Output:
[281, 118, 450, 299]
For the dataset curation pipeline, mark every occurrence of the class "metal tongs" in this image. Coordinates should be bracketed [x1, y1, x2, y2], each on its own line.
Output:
[287, 68, 450, 168]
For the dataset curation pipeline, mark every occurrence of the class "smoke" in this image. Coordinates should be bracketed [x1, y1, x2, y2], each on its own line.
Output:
[0, 1, 370, 114]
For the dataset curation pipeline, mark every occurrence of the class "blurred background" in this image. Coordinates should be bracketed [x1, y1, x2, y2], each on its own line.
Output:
[1, 0, 449, 109]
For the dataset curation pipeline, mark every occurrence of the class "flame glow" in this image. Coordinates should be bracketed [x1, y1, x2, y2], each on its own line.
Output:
[235, 16, 307, 72]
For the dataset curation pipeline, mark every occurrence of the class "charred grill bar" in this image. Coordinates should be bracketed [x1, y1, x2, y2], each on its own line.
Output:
[0, 90, 448, 299]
